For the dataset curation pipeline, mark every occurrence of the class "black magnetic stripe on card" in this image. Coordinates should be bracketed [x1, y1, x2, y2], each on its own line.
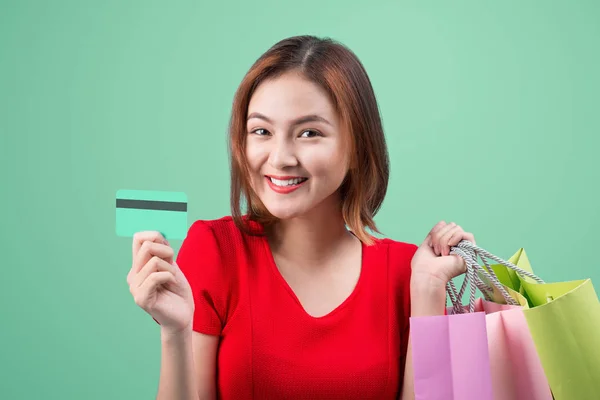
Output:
[116, 199, 187, 212]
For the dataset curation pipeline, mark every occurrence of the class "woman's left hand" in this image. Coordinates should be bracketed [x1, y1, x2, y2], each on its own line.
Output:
[411, 221, 477, 289]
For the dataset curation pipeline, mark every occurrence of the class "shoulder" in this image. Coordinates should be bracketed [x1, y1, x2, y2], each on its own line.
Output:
[185, 215, 240, 238]
[176, 215, 259, 279]
[176, 216, 253, 332]
[183, 215, 260, 250]
[190, 215, 242, 233]
[368, 237, 418, 281]
[376, 237, 419, 254]
[369, 238, 417, 312]
[373, 237, 418, 262]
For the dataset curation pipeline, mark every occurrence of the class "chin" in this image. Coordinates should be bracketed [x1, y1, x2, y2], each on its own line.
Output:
[262, 201, 308, 221]
[265, 207, 303, 221]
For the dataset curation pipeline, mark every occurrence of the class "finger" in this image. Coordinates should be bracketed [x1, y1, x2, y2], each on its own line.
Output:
[130, 231, 170, 283]
[432, 222, 456, 256]
[132, 255, 177, 289]
[133, 271, 177, 309]
[441, 225, 463, 256]
[463, 232, 476, 246]
[127, 242, 176, 287]
[132, 231, 168, 260]
[133, 241, 175, 275]
[429, 221, 447, 237]
[463, 232, 477, 246]
[428, 221, 447, 256]
[447, 228, 476, 250]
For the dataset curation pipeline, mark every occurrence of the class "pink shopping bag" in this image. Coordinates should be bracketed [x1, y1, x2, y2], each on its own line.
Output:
[472, 297, 553, 400]
[410, 311, 494, 400]
[410, 239, 553, 400]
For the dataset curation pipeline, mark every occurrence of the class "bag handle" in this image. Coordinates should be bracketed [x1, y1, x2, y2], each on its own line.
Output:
[446, 241, 545, 314]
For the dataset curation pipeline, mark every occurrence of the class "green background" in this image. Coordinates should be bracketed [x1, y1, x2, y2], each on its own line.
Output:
[2, 0, 599, 398]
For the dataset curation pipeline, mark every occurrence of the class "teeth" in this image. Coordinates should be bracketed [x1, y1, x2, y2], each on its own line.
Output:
[270, 177, 306, 187]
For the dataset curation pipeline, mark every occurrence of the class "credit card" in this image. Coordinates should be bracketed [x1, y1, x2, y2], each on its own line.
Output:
[115, 189, 188, 240]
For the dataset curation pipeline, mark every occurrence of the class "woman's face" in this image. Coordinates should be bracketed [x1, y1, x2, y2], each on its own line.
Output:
[245, 71, 350, 221]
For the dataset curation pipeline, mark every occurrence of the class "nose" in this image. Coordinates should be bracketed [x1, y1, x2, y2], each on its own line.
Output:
[268, 136, 299, 170]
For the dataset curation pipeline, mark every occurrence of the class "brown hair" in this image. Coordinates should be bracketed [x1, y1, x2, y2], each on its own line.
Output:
[228, 35, 389, 245]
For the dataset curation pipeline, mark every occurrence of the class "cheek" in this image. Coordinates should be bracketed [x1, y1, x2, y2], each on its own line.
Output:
[302, 145, 348, 182]
[245, 141, 266, 173]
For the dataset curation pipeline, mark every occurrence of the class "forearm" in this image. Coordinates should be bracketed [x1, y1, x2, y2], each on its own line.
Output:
[157, 328, 199, 400]
[400, 276, 447, 400]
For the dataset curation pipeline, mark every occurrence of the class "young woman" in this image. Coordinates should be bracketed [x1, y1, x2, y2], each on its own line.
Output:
[127, 35, 476, 399]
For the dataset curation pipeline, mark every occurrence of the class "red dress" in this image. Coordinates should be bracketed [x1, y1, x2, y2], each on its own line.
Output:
[176, 216, 417, 399]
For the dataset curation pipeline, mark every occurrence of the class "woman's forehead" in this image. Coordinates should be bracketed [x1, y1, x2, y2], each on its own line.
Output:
[248, 75, 338, 125]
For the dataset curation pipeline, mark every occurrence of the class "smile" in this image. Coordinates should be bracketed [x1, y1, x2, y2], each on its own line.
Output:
[265, 175, 308, 194]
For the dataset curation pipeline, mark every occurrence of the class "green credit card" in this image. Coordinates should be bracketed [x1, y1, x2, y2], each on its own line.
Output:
[115, 189, 188, 240]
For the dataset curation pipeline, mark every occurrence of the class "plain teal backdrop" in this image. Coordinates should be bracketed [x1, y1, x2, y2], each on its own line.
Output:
[1, 1, 599, 398]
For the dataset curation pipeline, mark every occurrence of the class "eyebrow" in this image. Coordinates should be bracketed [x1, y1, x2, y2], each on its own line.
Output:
[247, 112, 333, 127]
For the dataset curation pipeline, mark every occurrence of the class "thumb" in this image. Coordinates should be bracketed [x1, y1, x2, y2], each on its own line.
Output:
[420, 234, 432, 248]
[417, 234, 436, 257]
[449, 253, 467, 275]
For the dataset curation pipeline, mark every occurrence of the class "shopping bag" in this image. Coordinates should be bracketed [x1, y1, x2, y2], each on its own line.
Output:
[446, 248, 552, 400]
[410, 244, 551, 400]
[471, 297, 553, 400]
[482, 248, 600, 399]
[410, 311, 494, 400]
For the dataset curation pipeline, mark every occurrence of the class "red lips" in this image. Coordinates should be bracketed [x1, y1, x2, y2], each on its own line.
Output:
[265, 175, 308, 194]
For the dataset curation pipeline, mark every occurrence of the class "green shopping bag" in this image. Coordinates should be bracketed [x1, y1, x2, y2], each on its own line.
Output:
[482, 248, 600, 400]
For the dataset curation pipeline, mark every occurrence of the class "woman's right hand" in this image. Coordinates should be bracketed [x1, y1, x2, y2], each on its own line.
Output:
[127, 231, 194, 335]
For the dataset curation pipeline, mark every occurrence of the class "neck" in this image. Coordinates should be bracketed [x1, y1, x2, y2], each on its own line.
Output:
[266, 201, 355, 267]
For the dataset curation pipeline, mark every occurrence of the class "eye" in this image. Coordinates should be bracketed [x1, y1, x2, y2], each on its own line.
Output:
[250, 128, 270, 136]
[299, 129, 321, 138]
